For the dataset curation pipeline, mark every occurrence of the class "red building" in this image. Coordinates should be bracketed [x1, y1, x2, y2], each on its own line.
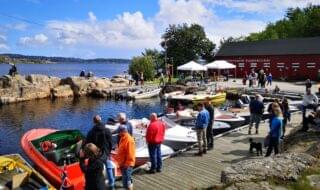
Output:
[214, 37, 320, 81]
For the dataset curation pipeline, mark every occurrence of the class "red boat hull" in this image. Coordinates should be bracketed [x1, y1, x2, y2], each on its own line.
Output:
[21, 129, 122, 190]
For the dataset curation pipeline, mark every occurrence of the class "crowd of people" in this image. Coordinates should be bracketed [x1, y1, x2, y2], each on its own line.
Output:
[242, 69, 272, 88]
[78, 112, 166, 190]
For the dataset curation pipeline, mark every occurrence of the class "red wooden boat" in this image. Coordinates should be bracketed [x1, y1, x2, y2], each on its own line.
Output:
[21, 128, 120, 190]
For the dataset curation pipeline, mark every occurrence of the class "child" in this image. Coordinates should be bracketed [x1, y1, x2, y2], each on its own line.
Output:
[80, 143, 106, 190]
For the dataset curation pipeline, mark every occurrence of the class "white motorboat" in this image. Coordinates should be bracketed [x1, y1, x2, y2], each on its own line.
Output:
[127, 88, 161, 99]
[167, 108, 246, 127]
[106, 117, 198, 151]
[106, 122, 174, 166]
[162, 91, 185, 100]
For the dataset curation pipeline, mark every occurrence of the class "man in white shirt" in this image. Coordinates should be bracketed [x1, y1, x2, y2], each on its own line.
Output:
[302, 88, 319, 122]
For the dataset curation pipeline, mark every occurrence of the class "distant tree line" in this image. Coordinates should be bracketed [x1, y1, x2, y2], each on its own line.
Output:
[0, 54, 131, 64]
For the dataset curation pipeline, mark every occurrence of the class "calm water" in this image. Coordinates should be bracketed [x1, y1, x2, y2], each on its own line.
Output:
[0, 62, 167, 156]
[0, 62, 129, 78]
[0, 97, 165, 155]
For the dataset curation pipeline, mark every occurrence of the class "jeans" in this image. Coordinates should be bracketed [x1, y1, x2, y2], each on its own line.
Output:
[265, 137, 279, 157]
[196, 128, 207, 153]
[105, 159, 115, 188]
[206, 122, 214, 148]
[148, 144, 162, 171]
[121, 167, 133, 189]
[249, 114, 262, 130]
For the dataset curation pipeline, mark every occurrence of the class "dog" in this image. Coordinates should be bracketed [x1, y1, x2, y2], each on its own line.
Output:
[249, 138, 263, 156]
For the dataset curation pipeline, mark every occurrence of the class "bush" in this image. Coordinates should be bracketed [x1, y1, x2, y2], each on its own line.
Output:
[129, 56, 155, 81]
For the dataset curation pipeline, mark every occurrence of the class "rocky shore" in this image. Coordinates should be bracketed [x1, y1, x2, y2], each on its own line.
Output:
[217, 127, 320, 190]
[0, 74, 129, 105]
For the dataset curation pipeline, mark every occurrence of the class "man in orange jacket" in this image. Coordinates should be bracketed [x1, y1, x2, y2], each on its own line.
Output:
[115, 126, 136, 190]
[146, 113, 166, 174]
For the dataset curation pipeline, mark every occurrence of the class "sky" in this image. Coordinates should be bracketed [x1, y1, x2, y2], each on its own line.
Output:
[0, 0, 319, 59]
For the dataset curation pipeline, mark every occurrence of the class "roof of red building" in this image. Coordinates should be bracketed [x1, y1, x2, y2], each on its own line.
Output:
[216, 37, 320, 57]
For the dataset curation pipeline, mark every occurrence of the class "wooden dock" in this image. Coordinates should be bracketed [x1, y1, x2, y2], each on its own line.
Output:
[128, 113, 301, 190]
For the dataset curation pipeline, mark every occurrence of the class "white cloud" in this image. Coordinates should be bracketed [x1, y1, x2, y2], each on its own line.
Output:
[0, 34, 9, 50]
[154, 0, 266, 45]
[155, 0, 215, 27]
[18, 33, 48, 46]
[47, 11, 159, 49]
[88, 11, 97, 22]
[6, 23, 28, 31]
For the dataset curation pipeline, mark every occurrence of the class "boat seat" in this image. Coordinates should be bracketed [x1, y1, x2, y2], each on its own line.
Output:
[42, 143, 79, 166]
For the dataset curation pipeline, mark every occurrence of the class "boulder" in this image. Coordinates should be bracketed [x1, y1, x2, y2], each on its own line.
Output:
[62, 77, 113, 96]
[90, 88, 111, 98]
[52, 85, 74, 98]
[221, 153, 316, 184]
[25, 74, 60, 88]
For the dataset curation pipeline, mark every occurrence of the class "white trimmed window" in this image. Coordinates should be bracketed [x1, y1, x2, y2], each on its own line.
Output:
[277, 63, 285, 68]
[292, 63, 300, 68]
[250, 63, 257, 68]
[238, 63, 244, 68]
[263, 63, 270, 68]
[307, 62, 316, 68]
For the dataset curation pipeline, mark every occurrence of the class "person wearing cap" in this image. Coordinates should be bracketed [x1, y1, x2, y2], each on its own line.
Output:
[85, 115, 114, 189]
[79, 143, 105, 190]
[113, 113, 133, 136]
[145, 113, 166, 173]
[115, 126, 136, 190]
[249, 94, 265, 135]
[194, 103, 209, 156]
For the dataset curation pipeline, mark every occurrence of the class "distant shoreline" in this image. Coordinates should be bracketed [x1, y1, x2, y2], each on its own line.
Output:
[0, 53, 131, 64]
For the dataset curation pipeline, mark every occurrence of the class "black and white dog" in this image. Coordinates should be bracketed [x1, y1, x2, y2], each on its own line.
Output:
[249, 138, 263, 156]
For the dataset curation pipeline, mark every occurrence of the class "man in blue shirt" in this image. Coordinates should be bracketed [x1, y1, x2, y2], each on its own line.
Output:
[195, 103, 209, 156]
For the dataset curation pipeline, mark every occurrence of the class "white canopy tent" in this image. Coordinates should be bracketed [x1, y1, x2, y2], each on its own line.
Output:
[205, 60, 237, 80]
[177, 61, 207, 71]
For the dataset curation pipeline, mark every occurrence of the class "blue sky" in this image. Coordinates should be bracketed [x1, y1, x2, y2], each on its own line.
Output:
[0, 0, 319, 59]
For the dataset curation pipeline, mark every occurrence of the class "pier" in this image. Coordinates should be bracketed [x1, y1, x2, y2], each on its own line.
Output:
[129, 113, 301, 189]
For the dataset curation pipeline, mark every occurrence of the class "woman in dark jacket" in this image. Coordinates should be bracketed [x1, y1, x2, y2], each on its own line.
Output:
[281, 98, 290, 138]
[265, 107, 283, 157]
[80, 143, 106, 190]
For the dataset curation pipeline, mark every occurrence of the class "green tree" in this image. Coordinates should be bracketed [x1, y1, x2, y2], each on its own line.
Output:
[160, 24, 215, 73]
[142, 48, 164, 73]
[245, 5, 320, 41]
[129, 56, 155, 81]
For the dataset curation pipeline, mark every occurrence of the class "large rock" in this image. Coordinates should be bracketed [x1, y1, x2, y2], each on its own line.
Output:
[52, 85, 74, 98]
[25, 74, 60, 88]
[0, 74, 61, 105]
[221, 153, 316, 184]
[62, 77, 113, 96]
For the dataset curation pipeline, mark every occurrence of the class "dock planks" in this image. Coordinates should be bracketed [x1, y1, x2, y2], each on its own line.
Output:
[128, 113, 301, 190]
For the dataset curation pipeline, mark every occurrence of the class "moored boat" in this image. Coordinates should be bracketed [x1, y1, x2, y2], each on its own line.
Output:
[0, 154, 55, 190]
[167, 92, 227, 106]
[21, 129, 120, 189]
[127, 88, 161, 99]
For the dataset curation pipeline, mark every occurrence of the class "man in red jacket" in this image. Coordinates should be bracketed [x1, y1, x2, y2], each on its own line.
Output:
[146, 113, 166, 174]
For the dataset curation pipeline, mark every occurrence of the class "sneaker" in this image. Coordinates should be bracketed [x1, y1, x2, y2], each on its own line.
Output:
[203, 149, 207, 154]
[156, 169, 162, 173]
[147, 170, 156, 174]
